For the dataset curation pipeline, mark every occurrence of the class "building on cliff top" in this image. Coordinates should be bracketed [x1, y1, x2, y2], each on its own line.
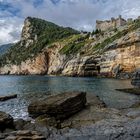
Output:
[96, 15, 127, 31]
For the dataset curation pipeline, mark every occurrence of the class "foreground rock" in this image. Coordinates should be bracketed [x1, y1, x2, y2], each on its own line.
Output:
[48, 117, 140, 140]
[28, 94, 140, 139]
[116, 88, 140, 95]
[0, 93, 140, 140]
[0, 94, 17, 101]
[28, 92, 86, 120]
[0, 111, 14, 131]
[0, 130, 46, 140]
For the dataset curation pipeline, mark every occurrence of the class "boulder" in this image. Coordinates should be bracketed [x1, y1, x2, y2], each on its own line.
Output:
[0, 111, 14, 131]
[28, 92, 86, 120]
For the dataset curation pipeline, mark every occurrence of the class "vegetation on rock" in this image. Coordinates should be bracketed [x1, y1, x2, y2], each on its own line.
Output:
[92, 19, 140, 53]
[0, 17, 79, 66]
[0, 17, 140, 71]
[59, 35, 87, 55]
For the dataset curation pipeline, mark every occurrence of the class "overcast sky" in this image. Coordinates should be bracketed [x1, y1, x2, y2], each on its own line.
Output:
[0, 0, 140, 45]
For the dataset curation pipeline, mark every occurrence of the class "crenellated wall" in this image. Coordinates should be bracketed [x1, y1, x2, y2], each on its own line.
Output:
[96, 15, 127, 31]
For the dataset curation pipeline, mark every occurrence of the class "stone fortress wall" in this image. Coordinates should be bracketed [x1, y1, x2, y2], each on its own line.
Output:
[96, 15, 127, 31]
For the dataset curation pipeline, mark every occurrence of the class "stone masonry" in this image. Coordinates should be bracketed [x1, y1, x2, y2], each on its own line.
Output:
[96, 15, 127, 31]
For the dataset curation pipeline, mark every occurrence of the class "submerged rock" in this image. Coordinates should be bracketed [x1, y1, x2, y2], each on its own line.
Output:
[28, 92, 87, 120]
[0, 111, 14, 132]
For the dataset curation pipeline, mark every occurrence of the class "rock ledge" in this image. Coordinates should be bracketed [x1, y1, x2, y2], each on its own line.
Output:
[28, 92, 87, 120]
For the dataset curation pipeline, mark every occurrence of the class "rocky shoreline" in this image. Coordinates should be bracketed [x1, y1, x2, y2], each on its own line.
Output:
[116, 88, 140, 95]
[0, 92, 140, 140]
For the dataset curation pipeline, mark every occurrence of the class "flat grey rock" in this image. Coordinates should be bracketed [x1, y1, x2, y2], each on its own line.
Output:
[28, 92, 87, 120]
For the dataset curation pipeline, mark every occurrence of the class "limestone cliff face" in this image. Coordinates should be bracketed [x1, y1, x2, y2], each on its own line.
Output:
[0, 52, 48, 75]
[20, 17, 37, 48]
[0, 17, 47, 75]
[0, 17, 140, 78]
[47, 43, 66, 75]
[46, 44, 97, 76]
[1, 32, 139, 77]
[60, 30, 140, 77]
[100, 30, 140, 78]
[61, 55, 97, 76]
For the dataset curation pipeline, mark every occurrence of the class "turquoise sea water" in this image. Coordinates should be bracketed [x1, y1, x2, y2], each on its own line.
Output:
[0, 75, 139, 119]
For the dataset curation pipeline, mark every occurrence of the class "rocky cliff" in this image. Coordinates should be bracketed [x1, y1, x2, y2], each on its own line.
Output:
[0, 17, 140, 78]
[0, 52, 48, 75]
[100, 30, 140, 78]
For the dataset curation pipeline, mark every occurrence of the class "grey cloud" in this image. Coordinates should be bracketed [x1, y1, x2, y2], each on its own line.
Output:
[0, 0, 140, 45]
[0, 17, 23, 45]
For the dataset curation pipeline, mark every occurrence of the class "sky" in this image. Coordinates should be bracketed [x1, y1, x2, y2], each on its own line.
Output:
[0, 0, 140, 45]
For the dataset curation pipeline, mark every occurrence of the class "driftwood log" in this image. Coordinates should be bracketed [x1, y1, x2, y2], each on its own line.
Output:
[0, 94, 17, 101]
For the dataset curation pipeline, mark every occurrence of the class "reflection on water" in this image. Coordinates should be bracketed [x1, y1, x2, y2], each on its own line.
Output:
[0, 75, 139, 119]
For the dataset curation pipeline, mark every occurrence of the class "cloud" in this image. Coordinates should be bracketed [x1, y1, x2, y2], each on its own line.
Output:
[0, 0, 140, 45]
[0, 17, 23, 45]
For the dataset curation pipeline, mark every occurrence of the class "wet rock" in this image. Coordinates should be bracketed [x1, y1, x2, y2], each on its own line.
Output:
[14, 119, 33, 130]
[33, 93, 108, 129]
[116, 88, 140, 95]
[4, 130, 46, 140]
[116, 72, 132, 79]
[131, 71, 140, 88]
[28, 92, 87, 120]
[0, 111, 14, 132]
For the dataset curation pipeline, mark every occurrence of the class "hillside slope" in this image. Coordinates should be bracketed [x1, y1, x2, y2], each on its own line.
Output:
[0, 17, 79, 67]
[0, 44, 13, 56]
[0, 17, 140, 78]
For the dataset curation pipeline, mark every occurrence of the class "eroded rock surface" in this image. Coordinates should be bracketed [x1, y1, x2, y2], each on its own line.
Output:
[0, 17, 140, 78]
[1, 130, 46, 140]
[0, 93, 140, 140]
[28, 92, 87, 120]
[100, 30, 140, 78]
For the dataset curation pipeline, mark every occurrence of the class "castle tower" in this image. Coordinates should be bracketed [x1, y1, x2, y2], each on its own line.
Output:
[111, 17, 115, 22]
[95, 15, 127, 31]
[119, 15, 122, 19]
[111, 17, 116, 28]
[116, 15, 126, 28]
